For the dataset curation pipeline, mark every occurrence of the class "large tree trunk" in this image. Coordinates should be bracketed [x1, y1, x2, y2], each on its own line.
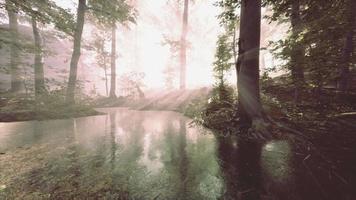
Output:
[66, 0, 86, 104]
[109, 24, 117, 98]
[32, 17, 46, 100]
[179, 0, 189, 90]
[237, 0, 263, 129]
[5, 0, 21, 93]
[290, 0, 305, 104]
[338, 0, 356, 92]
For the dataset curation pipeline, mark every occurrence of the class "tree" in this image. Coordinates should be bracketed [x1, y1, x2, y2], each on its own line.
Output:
[179, 0, 189, 90]
[289, 0, 305, 103]
[4, 0, 75, 99]
[28, 0, 74, 99]
[31, 16, 45, 99]
[118, 71, 145, 99]
[88, 0, 136, 99]
[66, 0, 86, 104]
[268, 0, 356, 95]
[338, 0, 356, 92]
[161, 35, 180, 90]
[91, 31, 111, 96]
[110, 23, 117, 98]
[5, 0, 21, 93]
[237, 0, 263, 129]
[213, 34, 234, 94]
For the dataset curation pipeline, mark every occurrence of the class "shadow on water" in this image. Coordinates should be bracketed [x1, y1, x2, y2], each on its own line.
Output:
[217, 136, 263, 200]
[0, 108, 355, 199]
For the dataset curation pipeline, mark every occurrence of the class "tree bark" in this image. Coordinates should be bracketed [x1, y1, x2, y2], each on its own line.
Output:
[109, 24, 117, 98]
[237, 0, 263, 129]
[32, 16, 46, 99]
[66, 0, 86, 104]
[179, 0, 189, 90]
[290, 0, 305, 104]
[338, 0, 356, 92]
[5, 0, 21, 93]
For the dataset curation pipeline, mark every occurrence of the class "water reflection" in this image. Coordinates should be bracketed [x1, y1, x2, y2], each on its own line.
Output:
[217, 136, 263, 200]
[0, 108, 221, 199]
[1, 108, 348, 199]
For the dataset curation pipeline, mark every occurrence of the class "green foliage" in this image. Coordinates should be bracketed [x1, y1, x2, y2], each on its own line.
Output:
[214, 0, 239, 28]
[266, 0, 356, 88]
[1, 0, 75, 35]
[88, 0, 136, 27]
[213, 34, 234, 85]
[0, 86, 98, 122]
[201, 84, 238, 134]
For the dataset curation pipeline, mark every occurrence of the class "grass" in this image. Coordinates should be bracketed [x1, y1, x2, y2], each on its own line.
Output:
[0, 93, 102, 122]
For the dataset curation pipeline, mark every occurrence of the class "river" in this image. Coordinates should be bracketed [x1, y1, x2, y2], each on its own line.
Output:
[0, 108, 352, 199]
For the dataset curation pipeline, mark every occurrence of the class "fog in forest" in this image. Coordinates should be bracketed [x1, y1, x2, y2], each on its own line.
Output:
[0, 0, 355, 199]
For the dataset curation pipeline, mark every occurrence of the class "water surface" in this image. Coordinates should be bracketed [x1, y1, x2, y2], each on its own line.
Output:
[0, 108, 352, 199]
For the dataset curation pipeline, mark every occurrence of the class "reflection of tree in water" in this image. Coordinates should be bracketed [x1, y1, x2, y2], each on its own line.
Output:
[217, 136, 263, 200]
[6, 119, 85, 199]
[109, 110, 147, 198]
[157, 116, 222, 200]
[177, 118, 189, 199]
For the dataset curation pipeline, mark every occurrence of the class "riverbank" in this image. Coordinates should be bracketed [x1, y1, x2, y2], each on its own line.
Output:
[0, 94, 102, 122]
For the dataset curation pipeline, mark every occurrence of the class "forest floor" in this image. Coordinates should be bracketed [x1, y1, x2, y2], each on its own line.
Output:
[261, 85, 356, 199]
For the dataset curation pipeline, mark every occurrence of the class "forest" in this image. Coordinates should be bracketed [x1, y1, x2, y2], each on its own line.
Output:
[0, 0, 355, 199]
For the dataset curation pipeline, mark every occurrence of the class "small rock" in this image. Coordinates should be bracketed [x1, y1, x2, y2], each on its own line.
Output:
[0, 185, 6, 191]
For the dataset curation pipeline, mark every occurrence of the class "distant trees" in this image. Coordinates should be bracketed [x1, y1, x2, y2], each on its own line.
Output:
[109, 24, 117, 98]
[4, 0, 21, 93]
[65, 0, 135, 103]
[28, 0, 74, 99]
[118, 71, 145, 99]
[1, 0, 74, 98]
[88, 0, 135, 99]
[268, 0, 356, 96]
[91, 31, 110, 96]
[179, 0, 189, 90]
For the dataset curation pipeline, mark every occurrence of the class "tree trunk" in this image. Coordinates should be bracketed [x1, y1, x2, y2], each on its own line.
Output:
[338, 0, 356, 92]
[109, 24, 117, 98]
[237, 0, 263, 129]
[179, 0, 189, 90]
[290, 0, 305, 104]
[5, 0, 21, 93]
[104, 60, 109, 97]
[66, 0, 86, 104]
[32, 16, 46, 100]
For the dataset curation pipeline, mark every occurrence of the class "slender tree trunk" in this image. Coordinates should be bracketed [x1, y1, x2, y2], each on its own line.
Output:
[237, 0, 263, 129]
[5, 0, 21, 93]
[66, 0, 86, 104]
[338, 0, 356, 92]
[232, 24, 238, 64]
[109, 24, 117, 98]
[290, 0, 305, 104]
[104, 59, 109, 97]
[32, 17, 46, 100]
[179, 0, 189, 90]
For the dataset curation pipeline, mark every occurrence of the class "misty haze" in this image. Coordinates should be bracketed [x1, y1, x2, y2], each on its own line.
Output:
[0, 0, 356, 199]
